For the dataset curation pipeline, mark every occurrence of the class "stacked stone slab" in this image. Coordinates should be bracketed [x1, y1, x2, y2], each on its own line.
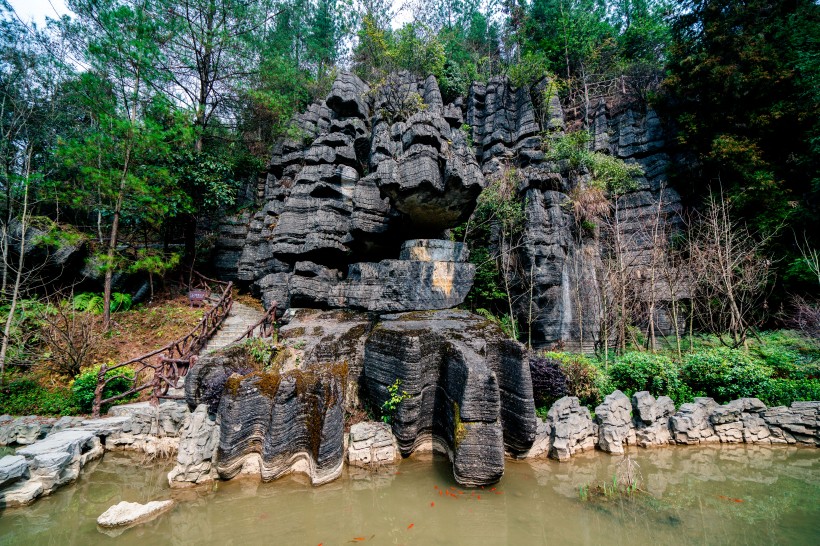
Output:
[347, 422, 401, 467]
[0, 430, 103, 507]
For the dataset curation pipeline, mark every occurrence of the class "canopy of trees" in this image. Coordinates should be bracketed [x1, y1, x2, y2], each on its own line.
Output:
[1, 0, 818, 334]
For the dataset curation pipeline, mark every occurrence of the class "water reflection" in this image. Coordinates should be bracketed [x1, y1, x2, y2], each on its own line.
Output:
[0, 446, 817, 545]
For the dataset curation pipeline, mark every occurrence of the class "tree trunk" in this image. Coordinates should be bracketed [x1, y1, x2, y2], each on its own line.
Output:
[0, 169, 29, 382]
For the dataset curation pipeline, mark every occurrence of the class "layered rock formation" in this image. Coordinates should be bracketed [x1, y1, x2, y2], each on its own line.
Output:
[363, 310, 536, 485]
[215, 70, 682, 350]
[175, 308, 537, 487]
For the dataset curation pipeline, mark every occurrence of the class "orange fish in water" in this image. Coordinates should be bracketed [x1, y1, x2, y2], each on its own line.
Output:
[718, 495, 744, 503]
[439, 490, 443, 496]
[495, 491, 504, 495]
[431, 502, 435, 507]
[434, 485, 439, 489]
[350, 538, 366, 543]
[407, 524, 414, 530]
[477, 495, 481, 500]
[491, 487, 496, 491]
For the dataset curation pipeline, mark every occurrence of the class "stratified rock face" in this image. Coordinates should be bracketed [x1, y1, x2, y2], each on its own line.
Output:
[362, 309, 537, 486]
[289, 240, 475, 312]
[185, 344, 346, 485]
[219, 71, 484, 314]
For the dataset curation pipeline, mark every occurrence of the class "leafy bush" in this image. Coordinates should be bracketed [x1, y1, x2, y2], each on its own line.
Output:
[609, 352, 693, 406]
[71, 365, 137, 414]
[0, 376, 78, 416]
[681, 348, 772, 403]
[529, 356, 568, 409]
[758, 378, 820, 408]
[544, 352, 602, 407]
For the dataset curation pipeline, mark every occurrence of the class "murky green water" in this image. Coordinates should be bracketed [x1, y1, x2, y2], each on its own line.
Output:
[1, 445, 818, 545]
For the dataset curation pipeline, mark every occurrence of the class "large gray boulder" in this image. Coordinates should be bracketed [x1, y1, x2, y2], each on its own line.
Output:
[670, 398, 720, 444]
[0, 455, 28, 488]
[97, 500, 174, 531]
[595, 390, 635, 454]
[547, 396, 597, 461]
[631, 391, 675, 447]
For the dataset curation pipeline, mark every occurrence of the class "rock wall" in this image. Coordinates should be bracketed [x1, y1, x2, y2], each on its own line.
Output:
[518, 394, 820, 463]
[214, 72, 681, 348]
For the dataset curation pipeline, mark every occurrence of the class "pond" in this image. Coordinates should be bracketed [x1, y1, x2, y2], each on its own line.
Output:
[1, 445, 818, 545]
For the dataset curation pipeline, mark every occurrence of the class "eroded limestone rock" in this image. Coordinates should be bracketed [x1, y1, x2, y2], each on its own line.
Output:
[347, 422, 400, 467]
[97, 500, 174, 530]
[167, 404, 220, 487]
[363, 309, 536, 486]
[595, 390, 635, 454]
[632, 392, 674, 447]
[547, 396, 597, 461]
[670, 398, 720, 444]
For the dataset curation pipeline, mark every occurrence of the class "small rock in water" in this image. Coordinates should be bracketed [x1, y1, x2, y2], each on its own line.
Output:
[97, 499, 174, 530]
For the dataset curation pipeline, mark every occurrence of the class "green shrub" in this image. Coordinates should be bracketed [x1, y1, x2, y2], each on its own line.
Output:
[0, 376, 78, 416]
[72, 292, 132, 314]
[544, 352, 602, 407]
[608, 352, 694, 406]
[758, 378, 820, 408]
[71, 365, 137, 413]
[681, 348, 772, 403]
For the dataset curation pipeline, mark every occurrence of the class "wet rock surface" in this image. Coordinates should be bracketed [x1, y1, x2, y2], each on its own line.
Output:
[362, 309, 537, 486]
[184, 343, 346, 486]
[97, 499, 174, 529]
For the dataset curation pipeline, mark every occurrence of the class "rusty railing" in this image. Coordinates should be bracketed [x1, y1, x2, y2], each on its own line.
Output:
[91, 275, 233, 418]
[233, 301, 278, 342]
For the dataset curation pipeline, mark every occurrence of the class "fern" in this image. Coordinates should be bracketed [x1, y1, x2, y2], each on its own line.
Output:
[73, 292, 104, 313]
[72, 292, 132, 314]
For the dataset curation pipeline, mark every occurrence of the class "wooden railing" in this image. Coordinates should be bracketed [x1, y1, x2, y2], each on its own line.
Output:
[233, 301, 278, 342]
[91, 274, 233, 418]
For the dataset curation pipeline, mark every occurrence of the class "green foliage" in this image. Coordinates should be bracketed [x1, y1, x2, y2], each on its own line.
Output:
[508, 51, 551, 89]
[381, 379, 412, 424]
[681, 348, 773, 403]
[609, 352, 692, 406]
[544, 351, 603, 407]
[71, 365, 137, 414]
[475, 308, 518, 340]
[72, 292, 132, 314]
[760, 379, 820, 408]
[545, 130, 643, 194]
[245, 337, 278, 369]
[0, 376, 79, 416]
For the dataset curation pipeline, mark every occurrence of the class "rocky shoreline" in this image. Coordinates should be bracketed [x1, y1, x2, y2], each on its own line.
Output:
[3, 389, 816, 508]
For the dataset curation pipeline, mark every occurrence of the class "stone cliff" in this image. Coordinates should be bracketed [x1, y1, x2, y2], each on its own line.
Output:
[214, 71, 681, 349]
